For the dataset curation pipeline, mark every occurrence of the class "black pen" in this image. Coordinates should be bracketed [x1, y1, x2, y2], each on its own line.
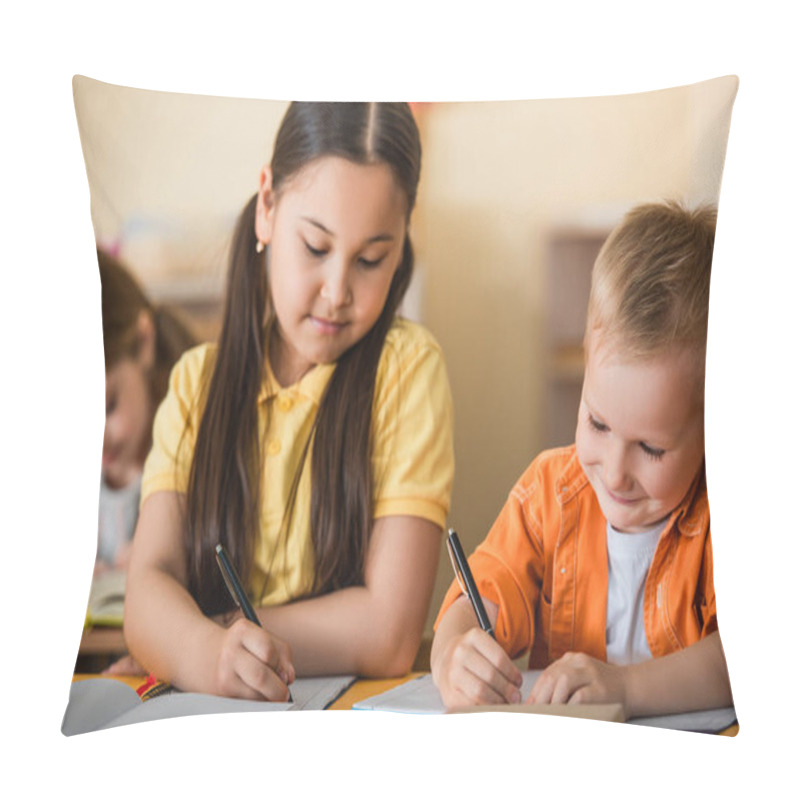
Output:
[215, 543, 293, 701]
[445, 528, 495, 639]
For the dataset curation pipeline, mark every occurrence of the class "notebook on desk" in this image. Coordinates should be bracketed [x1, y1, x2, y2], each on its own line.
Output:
[352, 672, 737, 733]
[62, 674, 355, 736]
[84, 570, 126, 627]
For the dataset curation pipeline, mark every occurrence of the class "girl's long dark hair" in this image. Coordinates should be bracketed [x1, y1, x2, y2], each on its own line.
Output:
[185, 103, 421, 615]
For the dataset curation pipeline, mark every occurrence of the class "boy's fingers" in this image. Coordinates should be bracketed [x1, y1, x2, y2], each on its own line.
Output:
[465, 665, 522, 704]
[456, 666, 512, 706]
[455, 633, 522, 704]
[465, 628, 523, 687]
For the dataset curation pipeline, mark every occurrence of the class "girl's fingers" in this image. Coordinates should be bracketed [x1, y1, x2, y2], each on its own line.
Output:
[238, 621, 295, 685]
[217, 619, 295, 700]
[234, 651, 292, 702]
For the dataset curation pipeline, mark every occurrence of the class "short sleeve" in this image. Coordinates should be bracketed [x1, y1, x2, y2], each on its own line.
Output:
[370, 321, 455, 530]
[140, 344, 211, 504]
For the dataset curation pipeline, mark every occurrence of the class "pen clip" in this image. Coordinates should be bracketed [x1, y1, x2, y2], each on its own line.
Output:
[445, 532, 468, 597]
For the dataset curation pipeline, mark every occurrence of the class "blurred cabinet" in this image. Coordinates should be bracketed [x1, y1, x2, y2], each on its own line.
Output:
[148, 276, 224, 344]
[543, 227, 609, 448]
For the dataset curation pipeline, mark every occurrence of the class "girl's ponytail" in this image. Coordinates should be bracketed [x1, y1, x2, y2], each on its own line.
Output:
[185, 194, 269, 615]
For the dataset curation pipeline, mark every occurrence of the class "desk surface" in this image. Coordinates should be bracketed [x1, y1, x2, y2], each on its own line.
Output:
[79, 626, 126, 655]
[72, 672, 738, 734]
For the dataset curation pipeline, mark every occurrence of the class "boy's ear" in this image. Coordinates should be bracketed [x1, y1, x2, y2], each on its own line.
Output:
[255, 165, 276, 247]
[136, 309, 156, 371]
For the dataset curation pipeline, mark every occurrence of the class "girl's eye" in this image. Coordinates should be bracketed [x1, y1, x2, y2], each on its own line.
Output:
[106, 397, 117, 416]
[357, 256, 384, 269]
[640, 442, 666, 461]
[304, 241, 327, 258]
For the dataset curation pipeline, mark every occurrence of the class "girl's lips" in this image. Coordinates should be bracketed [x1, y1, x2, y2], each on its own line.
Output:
[310, 316, 347, 334]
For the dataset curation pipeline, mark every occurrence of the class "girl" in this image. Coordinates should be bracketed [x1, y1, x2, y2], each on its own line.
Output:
[124, 102, 455, 701]
[97, 248, 196, 573]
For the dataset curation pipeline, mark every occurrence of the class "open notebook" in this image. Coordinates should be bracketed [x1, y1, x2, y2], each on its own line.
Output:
[352, 672, 737, 734]
[62, 675, 355, 736]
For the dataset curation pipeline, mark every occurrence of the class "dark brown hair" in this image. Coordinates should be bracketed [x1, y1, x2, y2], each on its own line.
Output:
[99, 247, 197, 409]
[185, 103, 421, 615]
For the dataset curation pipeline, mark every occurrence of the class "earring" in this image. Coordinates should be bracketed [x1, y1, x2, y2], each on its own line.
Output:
[256, 240, 265, 254]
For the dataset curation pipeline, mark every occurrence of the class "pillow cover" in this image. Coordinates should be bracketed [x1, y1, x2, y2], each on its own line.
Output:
[65, 75, 738, 735]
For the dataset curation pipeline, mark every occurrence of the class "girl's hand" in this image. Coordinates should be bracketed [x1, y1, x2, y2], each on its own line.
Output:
[212, 617, 296, 701]
[527, 652, 628, 714]
[102, 653, 148, 676]
[432, 626, 523, 709]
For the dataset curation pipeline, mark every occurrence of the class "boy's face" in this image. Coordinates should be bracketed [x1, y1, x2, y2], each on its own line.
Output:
[575, 331, 705, 533]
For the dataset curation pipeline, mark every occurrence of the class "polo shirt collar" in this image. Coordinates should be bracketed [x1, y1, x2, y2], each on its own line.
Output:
[257, 356, 336, 406]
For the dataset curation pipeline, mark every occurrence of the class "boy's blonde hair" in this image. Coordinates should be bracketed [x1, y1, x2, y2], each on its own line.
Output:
[586, 201, 717, 364]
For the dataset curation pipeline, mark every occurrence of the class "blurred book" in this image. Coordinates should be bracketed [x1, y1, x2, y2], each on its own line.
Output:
[85, 569, 126, 627]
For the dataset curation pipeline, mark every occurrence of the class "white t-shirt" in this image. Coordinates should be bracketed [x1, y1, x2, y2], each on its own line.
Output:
[97, 473, 141, 567]
[605, 520, 665, 665]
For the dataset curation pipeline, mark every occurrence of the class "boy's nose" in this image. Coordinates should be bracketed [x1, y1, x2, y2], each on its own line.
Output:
[602, 443, 632, 493]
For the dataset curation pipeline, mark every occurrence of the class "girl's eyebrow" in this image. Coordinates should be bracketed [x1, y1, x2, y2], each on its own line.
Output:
[301, 216, 395, 244]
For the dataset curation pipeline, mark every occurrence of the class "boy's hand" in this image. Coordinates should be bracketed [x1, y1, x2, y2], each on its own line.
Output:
[212, 617, 296, 701]
[432, 626, 523, 709]
[527, 652, 628, 714]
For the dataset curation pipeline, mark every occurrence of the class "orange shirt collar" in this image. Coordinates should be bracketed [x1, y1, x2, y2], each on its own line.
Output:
[557, 448, 708, 538]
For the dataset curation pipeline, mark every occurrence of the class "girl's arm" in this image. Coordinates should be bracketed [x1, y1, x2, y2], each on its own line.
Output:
[251, 515, 442, 678]
[124, 491, 294, 699]
[528, 631, 733, 717]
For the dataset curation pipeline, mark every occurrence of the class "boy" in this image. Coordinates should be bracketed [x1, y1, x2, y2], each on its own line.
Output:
[431, 202, 733, 718]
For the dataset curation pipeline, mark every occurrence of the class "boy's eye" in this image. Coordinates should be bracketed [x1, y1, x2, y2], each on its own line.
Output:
[640, 442, 666, 461]
[588, 415, 608, 433]
[105, 396, 118, 416]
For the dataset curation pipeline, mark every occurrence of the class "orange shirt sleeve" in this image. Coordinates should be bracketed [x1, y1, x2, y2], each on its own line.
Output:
[698, 529, 718, 638]
[435, 466, 547, 660]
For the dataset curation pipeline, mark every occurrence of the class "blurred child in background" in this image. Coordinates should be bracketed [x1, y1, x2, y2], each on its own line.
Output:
[97, 248, 196, 573]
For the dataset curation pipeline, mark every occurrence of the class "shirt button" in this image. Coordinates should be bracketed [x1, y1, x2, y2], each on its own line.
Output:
[560, 567, 566, 575]
[278, 395, 293, 412]
[267, 440, 282, 456]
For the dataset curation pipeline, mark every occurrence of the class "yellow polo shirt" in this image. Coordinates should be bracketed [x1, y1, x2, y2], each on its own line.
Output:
[141, 318, 454, 605]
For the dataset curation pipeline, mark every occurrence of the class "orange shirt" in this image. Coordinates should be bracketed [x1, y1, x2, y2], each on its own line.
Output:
[436, 445, 717, 668]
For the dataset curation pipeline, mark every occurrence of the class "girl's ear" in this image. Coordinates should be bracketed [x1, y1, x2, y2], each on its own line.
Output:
[255, 165, 276, 247]
[135, 309, 157, 371]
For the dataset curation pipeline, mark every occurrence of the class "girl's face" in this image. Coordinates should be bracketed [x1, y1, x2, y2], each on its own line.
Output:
[103, 320, 155, 489]
[575, 331, 706, 533]
[255, 156, 408, 386]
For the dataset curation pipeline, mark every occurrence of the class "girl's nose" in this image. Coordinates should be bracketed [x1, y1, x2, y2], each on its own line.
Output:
[320, 262, 352, 309]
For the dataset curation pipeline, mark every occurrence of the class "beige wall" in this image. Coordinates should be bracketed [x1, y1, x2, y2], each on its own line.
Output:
[415, 78, 737, 628]
[74, 75, 738, 634]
